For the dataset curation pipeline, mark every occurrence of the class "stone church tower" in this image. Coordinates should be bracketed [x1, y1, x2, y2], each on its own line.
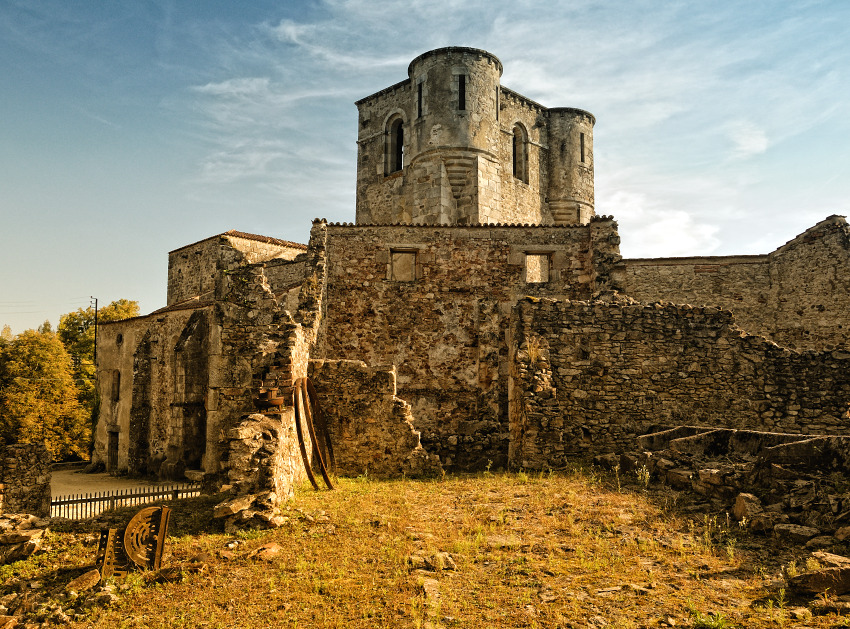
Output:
[354, 47, 596, 226]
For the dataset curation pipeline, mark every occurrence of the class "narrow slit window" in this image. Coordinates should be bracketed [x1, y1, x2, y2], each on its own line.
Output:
[386, 116, 404, 174]
[512, 124, 529, 183]
[417, 82, 423, 118]
[495, 87, 499, 120]
[525, 254, 550, 283]
[580, 132, 585, 163]
[390, 250, 416, 282]
[111, 370, 121, 403]
[458, 75, 466, 111]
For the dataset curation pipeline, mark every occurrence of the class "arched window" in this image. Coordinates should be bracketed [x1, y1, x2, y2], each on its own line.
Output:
[512, 124, 528, 184]
[386, 116, 404, 174]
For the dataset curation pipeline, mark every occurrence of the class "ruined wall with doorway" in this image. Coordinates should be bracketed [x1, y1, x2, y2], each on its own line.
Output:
[509, 297, 850, 470]
[125, 307, 214, 478]
[95, 306, 203, 475]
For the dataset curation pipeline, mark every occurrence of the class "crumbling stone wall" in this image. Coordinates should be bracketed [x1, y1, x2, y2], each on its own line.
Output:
[95, 306, 203, 475]
[94, 224, 320, 479]
[308, 359, 440, 478]
[0, 443, 51, 517]
[205, 220, 328, 481]
[620, 216, 850, 352]
[216, 412, 308, 514]
[509, 297, 850, 469]
[318, 219, 621, 470]
[263, 257, 308, 302]
[167, 231, 306, 307]
[140, 308, 213, 478]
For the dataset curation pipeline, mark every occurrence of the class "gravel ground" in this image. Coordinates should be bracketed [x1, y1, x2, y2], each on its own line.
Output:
[51, 468, 174, 497]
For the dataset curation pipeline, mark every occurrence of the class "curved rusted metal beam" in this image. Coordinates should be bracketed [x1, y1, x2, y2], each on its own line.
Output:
[306, 377, 336, 474]
[299, 378, 334, 490]
[293, 381, 320, 491]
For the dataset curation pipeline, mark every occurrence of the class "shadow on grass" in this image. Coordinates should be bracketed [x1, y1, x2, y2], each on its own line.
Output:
[49, 493, 227, 537]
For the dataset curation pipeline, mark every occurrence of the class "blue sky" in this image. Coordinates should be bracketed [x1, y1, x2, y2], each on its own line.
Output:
[1, 0, 848, 333]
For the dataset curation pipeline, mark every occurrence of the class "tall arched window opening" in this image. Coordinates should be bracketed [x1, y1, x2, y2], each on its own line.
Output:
[386, 117, 405, 174]
[512, 124, 528, 184]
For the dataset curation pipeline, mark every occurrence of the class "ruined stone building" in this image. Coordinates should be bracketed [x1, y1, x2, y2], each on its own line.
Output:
[94, 47, 850, 481]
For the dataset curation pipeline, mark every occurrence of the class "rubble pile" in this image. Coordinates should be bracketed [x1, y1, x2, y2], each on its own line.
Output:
[598, 427, 850, 546]
[0, 514, 49, 565]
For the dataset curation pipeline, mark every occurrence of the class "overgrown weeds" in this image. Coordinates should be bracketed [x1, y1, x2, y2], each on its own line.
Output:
[1, 470, 846, 627]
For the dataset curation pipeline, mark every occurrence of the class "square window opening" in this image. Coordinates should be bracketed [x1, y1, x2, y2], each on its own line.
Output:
[390, 250, 416, 282]
[525, 254, 550, 283]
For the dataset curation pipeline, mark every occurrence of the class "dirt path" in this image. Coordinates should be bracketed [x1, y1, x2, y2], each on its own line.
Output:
[51, 468, 174, 497]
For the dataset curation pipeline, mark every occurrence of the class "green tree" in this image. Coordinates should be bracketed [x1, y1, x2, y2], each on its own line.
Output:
[0, 329, 89, 459]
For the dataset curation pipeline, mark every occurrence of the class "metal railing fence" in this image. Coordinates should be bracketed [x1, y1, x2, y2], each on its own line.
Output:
[51, 483, 200, 519]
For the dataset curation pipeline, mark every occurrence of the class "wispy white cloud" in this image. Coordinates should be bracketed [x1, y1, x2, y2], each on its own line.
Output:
[606, 190, 721, 258]
[726, 120, 769, 159]
[74, 107, 122, 129]
[171, 0, 850, 255]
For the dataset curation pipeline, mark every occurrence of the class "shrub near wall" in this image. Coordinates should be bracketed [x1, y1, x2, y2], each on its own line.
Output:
[509, 297, 850, 470]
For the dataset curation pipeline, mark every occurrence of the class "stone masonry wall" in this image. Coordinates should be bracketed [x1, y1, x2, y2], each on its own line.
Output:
[95, 314, 154, 472]
[263, 258, 308, 297]
[768, 216, 850, 351]
[95, 307, 202, 475]
[0, 443, 51, 517]
[168, 232, 306, 306]
[509, 297, 850, 470]
[207, 220, 328, 481]
[218, 411, 308, 502]
[621, 216, 850, 352]
[619, 255, 769, 339]
[308, 359, 440, 478]
[354, 48, 595, 226]
[496, 88, 546, 224]
[318, 219, 621, 470]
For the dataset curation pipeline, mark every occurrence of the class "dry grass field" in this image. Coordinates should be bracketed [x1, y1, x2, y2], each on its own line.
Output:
[5, 467, 850, 628]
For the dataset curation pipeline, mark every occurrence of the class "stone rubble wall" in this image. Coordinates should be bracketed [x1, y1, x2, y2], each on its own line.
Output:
[509, 297, 850, 469]
[0, 513, 49, 564]
[308, 359, 441, 478]
[214, 411, 308, 529]
[0, 443, 51, 518]
[167, 233, 305, 307]
[318, 219, 620, 470]
[594, 428, 850, 541]
[220, 412, 307, 500]
[263, 257, 308, 298]
[620, 215, 850, 352]
[206, 222, 330, 498]
[125, 308, 212, 477]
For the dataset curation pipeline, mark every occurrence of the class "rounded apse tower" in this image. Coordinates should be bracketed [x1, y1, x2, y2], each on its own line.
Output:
[353, 47, 595, 226]
[405, 47, 503, 224]
[547, 108, 595, 225]
[406, 47, 502, 160]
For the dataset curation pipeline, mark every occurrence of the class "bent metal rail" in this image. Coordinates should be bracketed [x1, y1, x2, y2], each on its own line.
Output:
[51, 483, 200, 519]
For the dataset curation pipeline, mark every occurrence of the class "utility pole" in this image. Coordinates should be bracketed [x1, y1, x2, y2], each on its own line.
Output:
[91, 296, 98, 367]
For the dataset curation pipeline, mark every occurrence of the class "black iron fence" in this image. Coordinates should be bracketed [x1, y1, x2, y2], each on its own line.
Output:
[51, 483, 201, 519]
